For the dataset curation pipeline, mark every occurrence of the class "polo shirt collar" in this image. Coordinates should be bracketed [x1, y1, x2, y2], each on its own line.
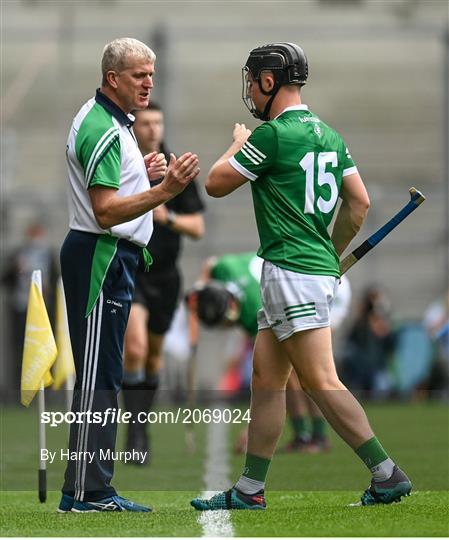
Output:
[274, 104, 308, 120]
[95, 89, 135, 127]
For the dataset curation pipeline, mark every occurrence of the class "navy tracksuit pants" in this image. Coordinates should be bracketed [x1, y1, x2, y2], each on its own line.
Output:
[60, 230, 140, 501]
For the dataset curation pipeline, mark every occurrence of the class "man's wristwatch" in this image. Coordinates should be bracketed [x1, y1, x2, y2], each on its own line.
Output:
[167, 210, 177, 227]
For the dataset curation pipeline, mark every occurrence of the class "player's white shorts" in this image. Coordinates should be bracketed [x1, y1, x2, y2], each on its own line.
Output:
[257, 260, 339, 342]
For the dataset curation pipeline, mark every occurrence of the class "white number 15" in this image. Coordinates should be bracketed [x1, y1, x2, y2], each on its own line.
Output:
[299, 151, 339, 214]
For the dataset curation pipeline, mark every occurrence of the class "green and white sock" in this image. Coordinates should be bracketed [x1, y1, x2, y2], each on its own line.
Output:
[290, 415, 309, 439]
[355, 436, 395, 481]
[311, 417, 326, 439]
[235, 453, 271, 494]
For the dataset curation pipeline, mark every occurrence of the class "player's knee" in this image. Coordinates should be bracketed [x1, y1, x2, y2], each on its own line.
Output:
[300, 370, 342, 392]
[125, 339, 147, 366]
[252, 364, 288, 390]
[146, 354, 162, 375]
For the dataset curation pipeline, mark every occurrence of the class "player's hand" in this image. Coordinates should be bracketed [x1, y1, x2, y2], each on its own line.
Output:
[144, 152, 167, 181]
[153, 204, 168, 224]
[160, 153, 200, 197]
[233, 123, 251, 145]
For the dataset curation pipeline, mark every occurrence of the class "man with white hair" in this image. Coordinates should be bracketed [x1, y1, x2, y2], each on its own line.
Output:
[58, 38, 199, 513]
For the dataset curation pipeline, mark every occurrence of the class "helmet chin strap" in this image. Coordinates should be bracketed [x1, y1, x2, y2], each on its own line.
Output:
[256, 79, 282, 121]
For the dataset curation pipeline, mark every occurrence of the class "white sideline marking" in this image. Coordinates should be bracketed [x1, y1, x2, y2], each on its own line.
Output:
[197, 405, 234, 537]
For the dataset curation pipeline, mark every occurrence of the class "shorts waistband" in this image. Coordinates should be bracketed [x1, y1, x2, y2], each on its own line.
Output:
[69, 229, 141, 254]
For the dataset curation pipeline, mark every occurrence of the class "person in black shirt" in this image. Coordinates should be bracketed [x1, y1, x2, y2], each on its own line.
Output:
[122, 102, 205, 463]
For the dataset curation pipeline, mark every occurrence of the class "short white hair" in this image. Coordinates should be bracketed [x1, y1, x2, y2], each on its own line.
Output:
[101, 37, 156, 84]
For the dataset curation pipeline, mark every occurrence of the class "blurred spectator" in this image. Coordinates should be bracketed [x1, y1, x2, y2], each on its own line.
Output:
[1, 222, 57, 400]
[423, 290, 449, 397]
[121, 102, 205, 464]
[341, 285, 395, 397]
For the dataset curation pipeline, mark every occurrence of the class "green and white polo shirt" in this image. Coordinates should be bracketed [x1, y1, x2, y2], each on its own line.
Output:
[65, 89, 153, 247]
[229, 104, 358, 278]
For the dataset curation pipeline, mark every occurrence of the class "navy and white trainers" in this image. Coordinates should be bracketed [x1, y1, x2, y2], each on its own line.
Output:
[57, 493, 74, 513]
[72, 495, 151, 512]
[58, 494, 151, 513]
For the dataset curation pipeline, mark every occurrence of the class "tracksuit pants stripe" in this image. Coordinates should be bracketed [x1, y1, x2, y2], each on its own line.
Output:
[75, 293, 103, 500]
[60, 230, 139, 502]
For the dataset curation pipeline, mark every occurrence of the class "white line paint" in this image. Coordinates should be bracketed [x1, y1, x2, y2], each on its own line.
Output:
[198, 405, 234, 537]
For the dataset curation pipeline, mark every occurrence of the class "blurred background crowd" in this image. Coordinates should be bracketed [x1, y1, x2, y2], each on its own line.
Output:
[1, 0, 448, 403]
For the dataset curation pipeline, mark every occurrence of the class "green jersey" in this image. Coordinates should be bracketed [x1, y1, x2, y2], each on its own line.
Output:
[210, 252, 262, 337]
[229, 105, 357, 277]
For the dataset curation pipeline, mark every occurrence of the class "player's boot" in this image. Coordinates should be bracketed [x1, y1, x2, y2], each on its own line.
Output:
[57, 493, 74, 513]
[278, 435, 310, 453]
[72, 495, 151, 512]
[352, 466, 412, 506]
[191, 487, 266, 511]
[304, 435, 331, 454]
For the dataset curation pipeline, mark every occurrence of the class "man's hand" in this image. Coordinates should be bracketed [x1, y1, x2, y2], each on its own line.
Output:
[159, 153, 200, 198]
[153, 204, 169, 224]
[144, 151, 167, 181]
[204, 124, 252, 198]
[233, 123, 251, 145]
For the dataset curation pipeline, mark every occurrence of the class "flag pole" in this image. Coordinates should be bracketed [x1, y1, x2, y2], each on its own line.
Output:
[34, 270, 47, 503]
[21, 268, 58, 502]
[38, 379, 47, 503]
[65, 372, 75, 414]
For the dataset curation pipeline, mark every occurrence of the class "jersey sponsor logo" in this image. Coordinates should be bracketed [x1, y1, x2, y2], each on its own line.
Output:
[284, 302, 316, 321]
[298, 116, 320, 123]
[241, 141, 267, 166]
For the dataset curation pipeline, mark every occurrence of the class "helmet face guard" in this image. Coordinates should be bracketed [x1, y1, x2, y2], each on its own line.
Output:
[242, 42, 308, 120]
[188, 281, 240, 327]
[242, 67, 258, 118]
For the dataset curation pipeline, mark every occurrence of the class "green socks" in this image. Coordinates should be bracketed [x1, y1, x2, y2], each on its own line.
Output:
[242, 453, 271, 481]
[235, 453, 271, 494]
[311, 417, 327, 439]
[356, 436, 395, 481]
[290, 415, 308, 439]
[291, 416, 327, 440]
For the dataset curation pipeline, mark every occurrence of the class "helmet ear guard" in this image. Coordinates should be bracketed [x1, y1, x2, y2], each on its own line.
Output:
[242, 42, 308, 120]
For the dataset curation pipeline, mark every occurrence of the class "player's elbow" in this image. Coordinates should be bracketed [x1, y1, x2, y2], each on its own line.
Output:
[205, 174, 227, 198]
[195, 218, 205, 239]
[190, 217, 205, 240]
[352, 194, 370, 224]
[361, 193, 370, 213]
[359, 194, 370, 221]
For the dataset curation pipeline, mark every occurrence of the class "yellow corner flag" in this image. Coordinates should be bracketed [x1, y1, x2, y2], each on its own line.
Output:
[52, 277, 75, 390]
[21, 270, 57, 407]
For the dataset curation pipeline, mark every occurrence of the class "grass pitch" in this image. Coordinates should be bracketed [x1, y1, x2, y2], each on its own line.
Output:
[1, 401, 448, 536]
[1, 490, 447, 537]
